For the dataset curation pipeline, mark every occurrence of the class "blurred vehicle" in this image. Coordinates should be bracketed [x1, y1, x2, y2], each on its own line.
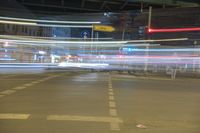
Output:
[62, 54, 82, 63]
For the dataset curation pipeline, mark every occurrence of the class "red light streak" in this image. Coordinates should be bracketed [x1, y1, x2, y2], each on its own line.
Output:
[148, 27, 200, 33]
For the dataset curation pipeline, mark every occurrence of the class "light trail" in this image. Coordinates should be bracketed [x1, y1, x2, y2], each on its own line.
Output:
[0, 16, 101, 24]
[148, 27, 200, 33]
[133, 48, 200, 52]
[0, 20, 93, 27]
[0, 20, 37, 26]
[0, 35, 113, 40]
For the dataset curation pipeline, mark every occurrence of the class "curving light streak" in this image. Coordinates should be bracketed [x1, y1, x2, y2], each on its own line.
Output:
[0, 20, 37, 26]
[0, 16, 101, 24]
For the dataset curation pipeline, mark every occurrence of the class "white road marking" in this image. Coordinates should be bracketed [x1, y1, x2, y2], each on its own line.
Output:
[38, 78, 49, 82]
[37, 79, 44, 82]
[109, 95, 115, 100]
[0, 90, 16, 95]
[0, 95, 4, 98]
[31, 81, 40, 84]
[110, 122, 120, 130]
[108, 73, 121, 130]
[109, 88, 113, 92]
[109, 109, 118, 116]
[0, 113, 30, 119]
[109, 92, 114, 95]
[12, 86, 26, 90]
[23, 83, 33, 87]
[0, 75, 58, 98]
[47, 115, 123, 123]
[109, 101, 116, 108]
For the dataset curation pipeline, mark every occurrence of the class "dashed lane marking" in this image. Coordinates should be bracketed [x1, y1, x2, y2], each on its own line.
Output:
[0, 90, 16, 95]
[109, 101, 116, 108]
[109, 88, 113, 92]
[37, 79, 46, 82]
[12, 86, 26, 90]
[31, 81, 40, 84]
[0, 113, 30, 120]
[109, 96, 115, 100]
[110, 122, 120, 130]
[109, 109, 118, 116]
[0, 75, 58, 98]
[109, 92, 114, 95]
[47, 115, 123, 123]
[23, 83, 34, 87]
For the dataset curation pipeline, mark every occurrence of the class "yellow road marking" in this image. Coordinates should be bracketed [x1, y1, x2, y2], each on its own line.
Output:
[109, 109, 117, 116]
[0, 113, 30, 119]
[109, 101, 116, 108]
[0, 90, 16, 95]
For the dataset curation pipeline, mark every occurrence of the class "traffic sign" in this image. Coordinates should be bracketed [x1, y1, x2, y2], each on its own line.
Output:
[81, 31, 90, 39]
[93, 25, 115, 32]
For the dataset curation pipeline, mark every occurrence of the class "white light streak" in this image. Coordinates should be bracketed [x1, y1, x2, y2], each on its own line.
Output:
[0, 20, 37, 26]
[0, 16, 101, 24]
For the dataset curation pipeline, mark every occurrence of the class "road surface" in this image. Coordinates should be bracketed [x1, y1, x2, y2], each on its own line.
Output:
[0, 72, 200, 133]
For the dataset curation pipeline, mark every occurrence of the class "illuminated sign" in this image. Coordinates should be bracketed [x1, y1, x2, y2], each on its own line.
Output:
[93, 25, 115, 32]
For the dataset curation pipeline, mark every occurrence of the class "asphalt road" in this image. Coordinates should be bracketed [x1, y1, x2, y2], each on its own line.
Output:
[0, 71, 200, 133]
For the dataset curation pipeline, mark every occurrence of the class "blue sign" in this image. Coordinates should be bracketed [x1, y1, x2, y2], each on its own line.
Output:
[81, 31, 90, 39]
